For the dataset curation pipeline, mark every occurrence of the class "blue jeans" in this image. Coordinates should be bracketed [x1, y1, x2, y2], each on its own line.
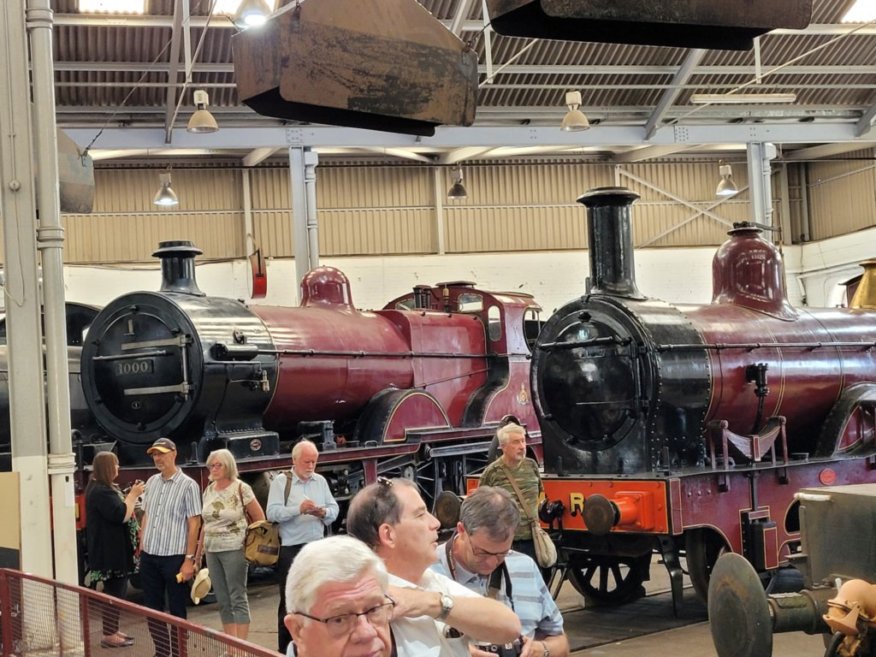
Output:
[140, 552, 187, 657]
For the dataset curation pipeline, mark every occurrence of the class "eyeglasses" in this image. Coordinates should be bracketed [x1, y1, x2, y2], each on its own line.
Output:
[293, 597, 395, 638]
[469, 540, 511, 559]
[208, 463, 224, 469]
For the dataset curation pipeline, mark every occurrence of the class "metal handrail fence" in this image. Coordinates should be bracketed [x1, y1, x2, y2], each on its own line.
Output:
[0, 568, 281, 657]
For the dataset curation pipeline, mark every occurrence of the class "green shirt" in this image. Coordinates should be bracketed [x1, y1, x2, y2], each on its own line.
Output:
[480, 457, 543, 541]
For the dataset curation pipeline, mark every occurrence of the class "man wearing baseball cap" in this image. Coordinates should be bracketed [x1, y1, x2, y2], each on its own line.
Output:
[140, 437, 202, 657]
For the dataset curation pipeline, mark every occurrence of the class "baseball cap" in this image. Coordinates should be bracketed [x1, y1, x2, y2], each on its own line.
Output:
[147, 437, 177, 455]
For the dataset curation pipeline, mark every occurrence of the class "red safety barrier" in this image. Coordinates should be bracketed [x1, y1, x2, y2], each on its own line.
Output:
[0, 568, 280, 656]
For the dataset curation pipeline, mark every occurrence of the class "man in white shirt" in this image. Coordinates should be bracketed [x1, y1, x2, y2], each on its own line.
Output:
[346, 477, 521, 657]
[267, 439, 340, 653]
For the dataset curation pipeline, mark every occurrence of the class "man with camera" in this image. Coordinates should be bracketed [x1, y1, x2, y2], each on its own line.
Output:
[346, 477, 521, 657]
[432, 486, 569, 657]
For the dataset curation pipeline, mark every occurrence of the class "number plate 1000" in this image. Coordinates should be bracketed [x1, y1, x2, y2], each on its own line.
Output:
[116, 360, 154, 376]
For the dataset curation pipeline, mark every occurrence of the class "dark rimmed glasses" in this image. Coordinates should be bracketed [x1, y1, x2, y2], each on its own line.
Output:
[292, 596, 396, 638]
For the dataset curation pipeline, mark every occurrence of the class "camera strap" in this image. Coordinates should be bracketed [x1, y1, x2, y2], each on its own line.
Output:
[445, 531, 514, 611]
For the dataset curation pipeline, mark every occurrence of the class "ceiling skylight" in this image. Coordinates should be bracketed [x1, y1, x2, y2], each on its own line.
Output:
[211, 0, 278, 16]
[841, 0, 876, 22]
[78, 0, 146, 13]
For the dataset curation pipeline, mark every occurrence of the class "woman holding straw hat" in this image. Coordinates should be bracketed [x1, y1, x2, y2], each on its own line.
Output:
[196, 449, 265, 641]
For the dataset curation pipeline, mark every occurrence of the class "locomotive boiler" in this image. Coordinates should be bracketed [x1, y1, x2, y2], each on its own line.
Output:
[80, 241, 542, 507]
[532, 187, 876, 609]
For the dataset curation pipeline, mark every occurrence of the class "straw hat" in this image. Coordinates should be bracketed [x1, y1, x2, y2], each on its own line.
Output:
[191, 568, 212, 605]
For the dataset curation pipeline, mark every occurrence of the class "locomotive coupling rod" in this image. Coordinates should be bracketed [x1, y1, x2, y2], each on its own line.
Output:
[92, 349, 168, 361]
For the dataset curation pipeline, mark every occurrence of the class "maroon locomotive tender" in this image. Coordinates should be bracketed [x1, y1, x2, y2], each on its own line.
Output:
[532, 187, 876, 609]
[79, 241, 542, 510]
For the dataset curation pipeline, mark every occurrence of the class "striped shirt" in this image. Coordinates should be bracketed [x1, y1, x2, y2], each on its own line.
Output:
[479, 458, 543, 540]
[142, 468, 202, 556]
[431, 548, 564, 639]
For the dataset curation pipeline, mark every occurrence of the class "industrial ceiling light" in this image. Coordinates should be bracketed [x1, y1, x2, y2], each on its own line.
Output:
[690, 93, 797, 105]
[234, 0, 271, 28]
[153, 170, 179, 207]
[447, 166, 467, 199]
[561, 90, 590, 131]
[187, 90, 219, 134]
[715, 163, 739, 197]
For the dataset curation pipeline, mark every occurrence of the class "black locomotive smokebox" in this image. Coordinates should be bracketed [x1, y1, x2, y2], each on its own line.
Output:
[485, 0, 813, 50]
[232, 0, 478, 136]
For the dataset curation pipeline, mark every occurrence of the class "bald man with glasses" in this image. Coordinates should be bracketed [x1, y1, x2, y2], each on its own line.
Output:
[432, 486, 569, 657]
[284, 535, 395, 657]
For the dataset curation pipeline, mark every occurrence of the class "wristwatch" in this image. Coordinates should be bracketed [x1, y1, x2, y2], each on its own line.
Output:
[436, 592, 454, 621]
[185, 554, 196, 562]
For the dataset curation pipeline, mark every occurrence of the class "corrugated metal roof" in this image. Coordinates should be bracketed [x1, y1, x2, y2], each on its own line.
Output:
[48, 0, 876, 163]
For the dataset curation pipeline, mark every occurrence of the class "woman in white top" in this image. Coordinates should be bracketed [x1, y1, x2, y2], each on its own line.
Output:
[197, 449, 265, 640]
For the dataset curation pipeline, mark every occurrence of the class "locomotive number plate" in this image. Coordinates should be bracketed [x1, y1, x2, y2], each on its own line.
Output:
[115, 359, 154, 376]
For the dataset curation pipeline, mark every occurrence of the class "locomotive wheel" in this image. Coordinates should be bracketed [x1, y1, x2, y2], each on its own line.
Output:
[567, 553, 650, 606]
[686, 528, 729, 603]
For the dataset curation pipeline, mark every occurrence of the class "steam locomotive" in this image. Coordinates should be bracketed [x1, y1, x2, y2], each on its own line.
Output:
[0, 301, 103, 472]
[533, 188, 876, 610]
[78, 241, 542, 513]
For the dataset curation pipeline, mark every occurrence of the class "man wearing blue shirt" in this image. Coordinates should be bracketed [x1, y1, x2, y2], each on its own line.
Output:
[432, 486, 569, 657]
[267, 439, 339, 654]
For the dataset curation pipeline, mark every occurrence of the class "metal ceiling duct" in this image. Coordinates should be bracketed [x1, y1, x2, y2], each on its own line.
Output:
[485, 0, 813, 50]
[233, 0, 478, 136]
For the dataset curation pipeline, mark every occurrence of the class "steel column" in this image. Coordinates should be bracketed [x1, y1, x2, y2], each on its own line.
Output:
[0, 0, 52, 577]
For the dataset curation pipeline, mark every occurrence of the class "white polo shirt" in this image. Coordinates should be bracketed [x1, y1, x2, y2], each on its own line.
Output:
[389, 570, 478, 657]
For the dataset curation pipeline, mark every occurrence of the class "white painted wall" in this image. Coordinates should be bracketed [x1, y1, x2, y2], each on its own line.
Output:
[17, 230, 869, 315]
[795, 227, 876, 307]
[58, 247, 720, 315]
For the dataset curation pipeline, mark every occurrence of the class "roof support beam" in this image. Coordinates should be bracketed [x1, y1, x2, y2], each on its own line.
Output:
[51, 16, 876, 36]
[439, 147, 497, 164]
[242, 147, 278, 167]
[783, 141, 876, 160]
[612, 145, 694, 163]
[855, 101, 876, 137]
[360, 147, 435, 163]
[449, 0, 475, 36]
[162, 0, 186, 143]
[644, 49, 705, 140]
[66, 122, 872, 151]
[48, 60, 876, 77]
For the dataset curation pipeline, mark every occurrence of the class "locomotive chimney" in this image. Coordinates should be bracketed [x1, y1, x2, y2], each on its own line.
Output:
[152, 240, 205, 297]
[577, 187, 644, 299]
